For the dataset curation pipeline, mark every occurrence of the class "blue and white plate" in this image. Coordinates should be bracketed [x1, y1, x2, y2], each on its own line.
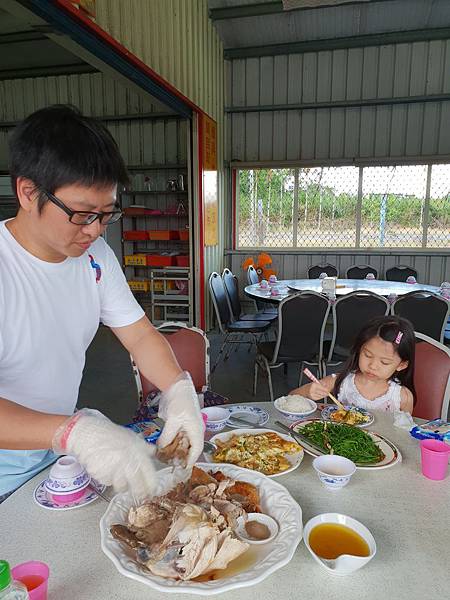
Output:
[34, 479, 106, 511]
[321, 405, 374, 428]
[227, 405, 270, 428]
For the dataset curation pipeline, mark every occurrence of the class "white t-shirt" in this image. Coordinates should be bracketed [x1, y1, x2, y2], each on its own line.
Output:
[0, 220, 144, 494]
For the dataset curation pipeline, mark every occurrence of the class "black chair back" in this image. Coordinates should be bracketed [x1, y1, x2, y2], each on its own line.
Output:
[385, 265, 418, 282]
[329, 291, 390, 360]
[272, 292, 330, 363]
[247, 265, 267, 311]
[392, 292, 450, 342]
[208, 272, 233, 330]
[247, 265, 259, 285]
[222, 268, 242, 320]
[346, 264, 378, 279]
[308, 264, 338, 279]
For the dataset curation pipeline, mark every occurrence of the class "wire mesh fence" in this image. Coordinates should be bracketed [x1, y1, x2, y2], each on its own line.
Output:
[237, 164, 450, 249]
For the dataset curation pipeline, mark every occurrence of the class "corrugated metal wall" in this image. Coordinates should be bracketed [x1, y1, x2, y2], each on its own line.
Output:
[228, 40, 450, 162]
[95, 0, 226, 328]
[0, 72, 187, 172]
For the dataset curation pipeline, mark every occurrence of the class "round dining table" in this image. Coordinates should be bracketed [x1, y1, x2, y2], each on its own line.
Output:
[1, 404, 448, 599]
[245, 278, 441, 303]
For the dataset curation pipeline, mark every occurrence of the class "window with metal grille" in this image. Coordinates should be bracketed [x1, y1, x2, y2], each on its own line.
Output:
[235, 164, 449, 249]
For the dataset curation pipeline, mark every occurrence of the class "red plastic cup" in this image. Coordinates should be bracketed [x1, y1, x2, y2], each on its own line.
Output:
[11, 561, 49, 600]
[420, 439, 450, 480]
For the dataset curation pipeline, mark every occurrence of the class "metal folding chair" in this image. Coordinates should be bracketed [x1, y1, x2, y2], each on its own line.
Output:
[253, 291, 331, 401]
[346, 264, 378, 279]
[324, 291, 390, 375]
[247, 265, 278, 314]
[308, 264, 338, 279]
[209, 272, 271, 371]
[385, 265, 418, 282]
[392, 291, 450, 343]
[131, 321, 210, 404]
[413, 332, 450, 420]
[222, 268, 277, 323]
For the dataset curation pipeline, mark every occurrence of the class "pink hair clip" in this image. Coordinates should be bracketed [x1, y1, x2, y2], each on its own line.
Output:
[394, 331, 403, 344]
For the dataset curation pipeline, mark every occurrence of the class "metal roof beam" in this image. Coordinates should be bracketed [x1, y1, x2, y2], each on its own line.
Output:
[210, 0, 394, 20]
[209, 1, 283, 20]
[226, 93, 450, 113]
[224, 27, 450, 58]
[0, 63, 97, 80]
[0, 30, 47, 44]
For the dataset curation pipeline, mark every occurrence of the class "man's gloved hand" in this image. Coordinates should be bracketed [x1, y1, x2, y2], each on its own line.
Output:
[157, 371, 204, 466]
[52, 408, 157, 500]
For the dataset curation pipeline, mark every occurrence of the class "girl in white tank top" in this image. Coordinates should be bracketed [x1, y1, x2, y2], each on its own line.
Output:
[290, 316, 416, 413]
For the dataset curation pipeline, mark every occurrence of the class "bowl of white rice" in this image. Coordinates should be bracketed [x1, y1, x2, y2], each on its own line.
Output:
[274, 395, 318, 420]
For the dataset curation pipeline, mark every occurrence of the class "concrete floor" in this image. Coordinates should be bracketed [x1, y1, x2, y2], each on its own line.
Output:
[77, 326, 301, 424]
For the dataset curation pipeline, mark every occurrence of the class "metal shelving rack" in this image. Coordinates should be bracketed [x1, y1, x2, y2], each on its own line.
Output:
[119, 166, 193, 325]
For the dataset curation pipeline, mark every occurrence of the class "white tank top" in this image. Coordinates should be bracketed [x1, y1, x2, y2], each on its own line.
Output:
[337, 373, 402, 412]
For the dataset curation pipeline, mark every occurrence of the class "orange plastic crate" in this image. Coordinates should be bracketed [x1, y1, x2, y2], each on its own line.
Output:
[123, 230, 148, 241]
[148, 230, 179, 240]
[178, 230, 189, 241]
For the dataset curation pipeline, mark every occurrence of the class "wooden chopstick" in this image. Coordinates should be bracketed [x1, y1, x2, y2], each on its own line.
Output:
[303, 368, 345, 411]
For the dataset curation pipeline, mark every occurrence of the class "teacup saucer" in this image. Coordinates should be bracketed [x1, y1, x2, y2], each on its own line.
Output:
[34, 478, 106, 511]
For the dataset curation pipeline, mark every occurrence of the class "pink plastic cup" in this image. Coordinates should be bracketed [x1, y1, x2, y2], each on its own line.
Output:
[420, 439, 450, 480]
[12, 561, 49, 600]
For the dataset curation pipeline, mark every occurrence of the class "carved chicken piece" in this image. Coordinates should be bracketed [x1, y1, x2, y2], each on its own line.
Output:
[142, 503, 249, 581]
[156, 431, 190, 466]
[205, 530, 249, 573]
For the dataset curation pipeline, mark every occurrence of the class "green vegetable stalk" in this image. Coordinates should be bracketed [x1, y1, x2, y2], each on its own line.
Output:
[298, 422, 385, 464]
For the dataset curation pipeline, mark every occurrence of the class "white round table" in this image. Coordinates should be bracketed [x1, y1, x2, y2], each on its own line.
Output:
[245, 278, 441, 303]
[1, 406, 448, 599]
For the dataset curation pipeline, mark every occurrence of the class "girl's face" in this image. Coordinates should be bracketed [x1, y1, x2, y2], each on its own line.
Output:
[358, 336, 408, 382]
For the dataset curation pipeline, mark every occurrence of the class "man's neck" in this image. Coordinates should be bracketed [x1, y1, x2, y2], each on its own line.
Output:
[6, 216, 65, 263]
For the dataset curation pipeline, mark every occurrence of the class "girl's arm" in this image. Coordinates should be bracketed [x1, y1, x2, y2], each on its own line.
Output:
[289, 375, 336, 401]
[400, 387, 414, 413]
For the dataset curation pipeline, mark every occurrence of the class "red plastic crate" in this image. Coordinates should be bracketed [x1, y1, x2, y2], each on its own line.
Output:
[123, 230, 148, 241]
[146, 255, 175, 267]
[178, 230, 189, 241]
[148, 230, 179, 240]
[175, 255, 190, 267]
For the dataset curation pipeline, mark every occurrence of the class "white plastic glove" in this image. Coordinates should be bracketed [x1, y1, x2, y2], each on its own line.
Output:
[157, 371, 204, 466]
[52, 408, 157, 501]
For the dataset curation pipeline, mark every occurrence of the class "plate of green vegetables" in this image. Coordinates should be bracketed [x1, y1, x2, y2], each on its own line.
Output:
[290, 419, 402, 469]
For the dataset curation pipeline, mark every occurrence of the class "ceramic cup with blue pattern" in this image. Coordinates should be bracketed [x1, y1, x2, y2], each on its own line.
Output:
[312, 455, 356, 490]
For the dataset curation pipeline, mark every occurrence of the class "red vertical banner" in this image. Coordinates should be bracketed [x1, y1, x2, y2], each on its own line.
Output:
[202, 115, 218, 247]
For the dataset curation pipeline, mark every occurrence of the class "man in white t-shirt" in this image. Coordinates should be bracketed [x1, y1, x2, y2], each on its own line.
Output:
[0, 105, 203, 501]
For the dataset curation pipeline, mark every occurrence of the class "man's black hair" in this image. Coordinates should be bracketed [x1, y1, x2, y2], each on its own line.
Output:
[9, 104, 129, 210]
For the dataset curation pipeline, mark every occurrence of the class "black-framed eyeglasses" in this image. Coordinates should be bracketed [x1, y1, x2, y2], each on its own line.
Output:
[43, 191, 122, 226]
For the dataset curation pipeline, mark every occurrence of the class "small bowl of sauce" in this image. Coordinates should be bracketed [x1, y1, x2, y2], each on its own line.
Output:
[235, 513, 279, 544]
[303, 513, 376, 575]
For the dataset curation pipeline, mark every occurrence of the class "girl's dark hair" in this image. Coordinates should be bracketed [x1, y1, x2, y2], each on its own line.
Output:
[9, 104, 129, 211]
[333, 315, 416, 403]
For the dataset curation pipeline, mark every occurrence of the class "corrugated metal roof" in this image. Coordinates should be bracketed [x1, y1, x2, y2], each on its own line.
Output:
[209, 0, 450, 50]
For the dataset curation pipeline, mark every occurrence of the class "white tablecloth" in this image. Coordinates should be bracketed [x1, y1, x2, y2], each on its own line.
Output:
[1, 404, 449, 599]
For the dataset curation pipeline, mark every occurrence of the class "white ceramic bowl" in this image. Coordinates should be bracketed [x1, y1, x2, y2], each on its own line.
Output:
[45, 455, 90, 495]
[274, 396, 317, 421]
[312, 455, 356, 490]
[303, 513, 377, 575]
[201, 406, 230, 432]
[235, 513, 279, 544]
